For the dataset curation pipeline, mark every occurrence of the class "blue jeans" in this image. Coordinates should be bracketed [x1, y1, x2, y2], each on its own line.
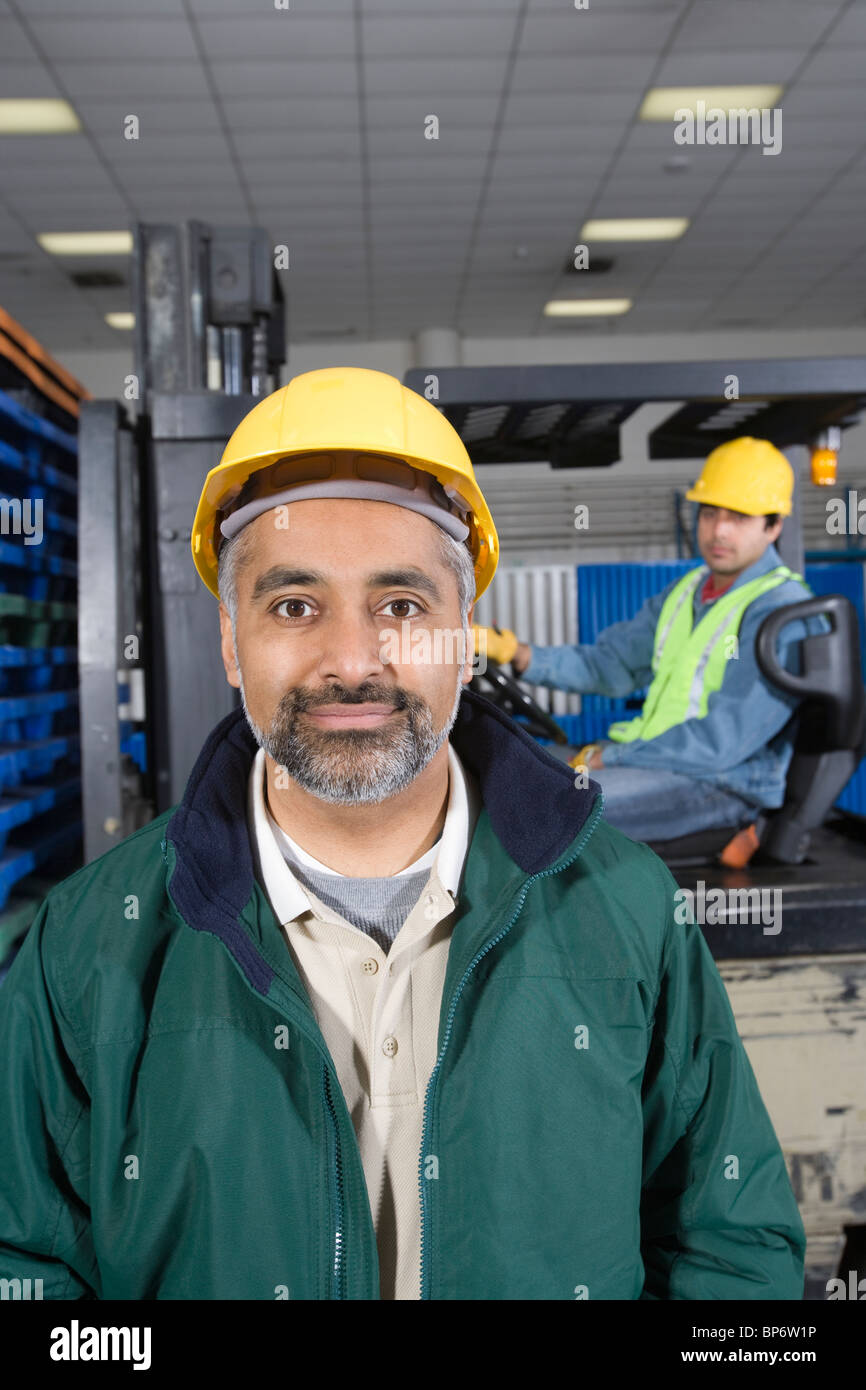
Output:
[589, 764, 756, 842]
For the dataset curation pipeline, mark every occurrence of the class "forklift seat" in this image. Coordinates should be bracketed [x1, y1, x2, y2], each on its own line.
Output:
[648, 594, 866, 867]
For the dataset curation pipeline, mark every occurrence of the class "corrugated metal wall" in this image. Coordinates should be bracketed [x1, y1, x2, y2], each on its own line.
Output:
[473, 564, 579, 715]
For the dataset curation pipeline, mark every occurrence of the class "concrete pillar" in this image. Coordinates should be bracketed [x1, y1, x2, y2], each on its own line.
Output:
[780, 445, 806, 577]
[411, 326, 462, 368]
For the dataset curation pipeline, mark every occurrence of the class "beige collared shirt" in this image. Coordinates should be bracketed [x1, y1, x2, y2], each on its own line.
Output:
[247, 740, 481, 1300]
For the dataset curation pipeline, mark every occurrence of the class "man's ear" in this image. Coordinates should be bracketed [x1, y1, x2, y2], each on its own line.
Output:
[461, 599, 475, 686]
[219, 602, 241, 690]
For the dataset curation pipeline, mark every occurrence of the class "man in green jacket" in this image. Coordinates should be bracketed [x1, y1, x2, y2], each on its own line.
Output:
[0, 368, 805, 1300]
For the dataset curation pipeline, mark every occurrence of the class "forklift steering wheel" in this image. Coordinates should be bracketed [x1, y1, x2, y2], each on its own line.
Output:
[470, 659, 570, 745]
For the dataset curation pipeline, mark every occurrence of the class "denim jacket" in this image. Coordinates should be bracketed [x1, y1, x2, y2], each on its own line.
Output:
[523, 545, 821, 808]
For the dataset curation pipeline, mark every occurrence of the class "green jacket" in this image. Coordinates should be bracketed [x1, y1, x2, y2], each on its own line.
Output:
[0, 689, 805, 1300]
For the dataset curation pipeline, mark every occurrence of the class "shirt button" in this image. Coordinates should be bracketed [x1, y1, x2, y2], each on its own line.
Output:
[382, 1035, 398, 1057]
[361, 958, 379, 975]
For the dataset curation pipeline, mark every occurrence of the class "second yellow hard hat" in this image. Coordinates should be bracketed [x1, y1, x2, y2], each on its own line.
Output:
[686, 437, 794, 516]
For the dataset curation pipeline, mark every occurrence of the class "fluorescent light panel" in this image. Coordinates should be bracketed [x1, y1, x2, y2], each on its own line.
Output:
[105, 312, 135, 330]
[0, 99, 80, 134]
[38, 231, 133, 255]
[581, 218, 688, 241]
[544, 299, 632, 317]
[639, 86, 784, 121]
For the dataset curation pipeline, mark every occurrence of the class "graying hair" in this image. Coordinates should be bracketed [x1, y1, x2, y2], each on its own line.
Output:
[217, 514, 476, 634]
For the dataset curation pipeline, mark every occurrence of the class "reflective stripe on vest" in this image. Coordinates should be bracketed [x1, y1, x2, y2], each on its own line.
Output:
[606, 564, 801, 745]
[653, 567, 704, 669]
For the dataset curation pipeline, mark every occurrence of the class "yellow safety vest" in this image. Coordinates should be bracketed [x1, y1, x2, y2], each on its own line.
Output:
[606, 564, 801, 744]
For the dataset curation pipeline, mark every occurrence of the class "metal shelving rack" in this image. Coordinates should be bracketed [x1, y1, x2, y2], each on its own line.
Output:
[0, 320, 89, 979]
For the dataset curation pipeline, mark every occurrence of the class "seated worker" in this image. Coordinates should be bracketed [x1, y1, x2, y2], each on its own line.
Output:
[478, 438, 818, 842]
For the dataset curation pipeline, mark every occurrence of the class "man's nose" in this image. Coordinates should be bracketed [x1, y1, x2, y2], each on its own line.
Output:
[316, 608, 389, 686]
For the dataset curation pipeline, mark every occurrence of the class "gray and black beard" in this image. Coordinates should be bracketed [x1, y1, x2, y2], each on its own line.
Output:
[239, 672, 463, 806]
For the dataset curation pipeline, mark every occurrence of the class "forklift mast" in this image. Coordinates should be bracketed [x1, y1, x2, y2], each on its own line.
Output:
[78, 221, 286, 863]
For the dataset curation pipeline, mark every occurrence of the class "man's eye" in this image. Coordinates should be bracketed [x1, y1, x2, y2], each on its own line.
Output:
[382, 599, 422, 618]
[274, 598, 313, 619]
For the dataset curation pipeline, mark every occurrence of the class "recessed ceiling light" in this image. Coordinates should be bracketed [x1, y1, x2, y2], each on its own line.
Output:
[70, 269, 126, 289]
[544, 299, 632, 317]
[105, 312, 134, 330]
[38, 231, 133, 256]
[639, 86, 783, 121]
[564, 254, 615, 275]
[0, 99, 80, 134]
[581, 218, 688, 241]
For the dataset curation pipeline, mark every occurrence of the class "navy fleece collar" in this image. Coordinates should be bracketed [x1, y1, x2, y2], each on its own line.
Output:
[163, 687, 599, 990]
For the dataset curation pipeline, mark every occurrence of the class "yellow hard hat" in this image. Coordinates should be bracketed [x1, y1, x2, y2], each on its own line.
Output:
[191, 366, 499, 602]
[685, 437, 793, 516]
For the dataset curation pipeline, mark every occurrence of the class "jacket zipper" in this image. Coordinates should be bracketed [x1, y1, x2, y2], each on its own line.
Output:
[322, 1064, 347, 1299]
[417, 792, 604, 1299]
[165, 839, 366, 1300]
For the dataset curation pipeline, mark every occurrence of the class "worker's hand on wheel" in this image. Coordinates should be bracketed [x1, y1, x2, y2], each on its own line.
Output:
[570, 743, 605, 771]
[473, 624, 519, 667]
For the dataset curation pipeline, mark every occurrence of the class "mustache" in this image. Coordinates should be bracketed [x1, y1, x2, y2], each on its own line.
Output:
[286, 685, 413, 712]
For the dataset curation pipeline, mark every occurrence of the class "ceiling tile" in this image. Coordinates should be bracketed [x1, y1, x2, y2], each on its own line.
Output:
[233, 129, 363, 158]
[0, 133, 100, 165]
[0, 16, 42, 60]
[195, 15, 355, 59]
[367, 156, 487, 185]
[499, 107, 630, 145]
[362, 0, 520, 11]
[365, 94, 500, 126]
[193, 0, 353, 11]
[245, 179, 362, 203]
[1, 160, 117, 191]
[0, 60, 61, 97]
[511, 53, 657, 91]
[210, 59, 357, 96]
[778, 82, 866, 119]
[223, 97, 359, 129]
[11, 195, 130, 221]
[24, 207, 134, 231]
[363, 57, 509, 93]
[824, 7, 866, 44]
[518, 9, 682, 54]
[672, 0, 842, 49]
[762, 114, 866, 148]
[99, 134, 234, 165]
[611, 147, 741, 175]
[108, 162, 239, 190]
[73, 98, 222, 134]
[57, 60, 212, 97]
[21, 0, 184, 13]
[130, 193, 249, 219]
[367, 126, 491, 155]
[361, 15, 514, 58]
[653, 47, 807, 84]
[26, 17, 198, 60]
